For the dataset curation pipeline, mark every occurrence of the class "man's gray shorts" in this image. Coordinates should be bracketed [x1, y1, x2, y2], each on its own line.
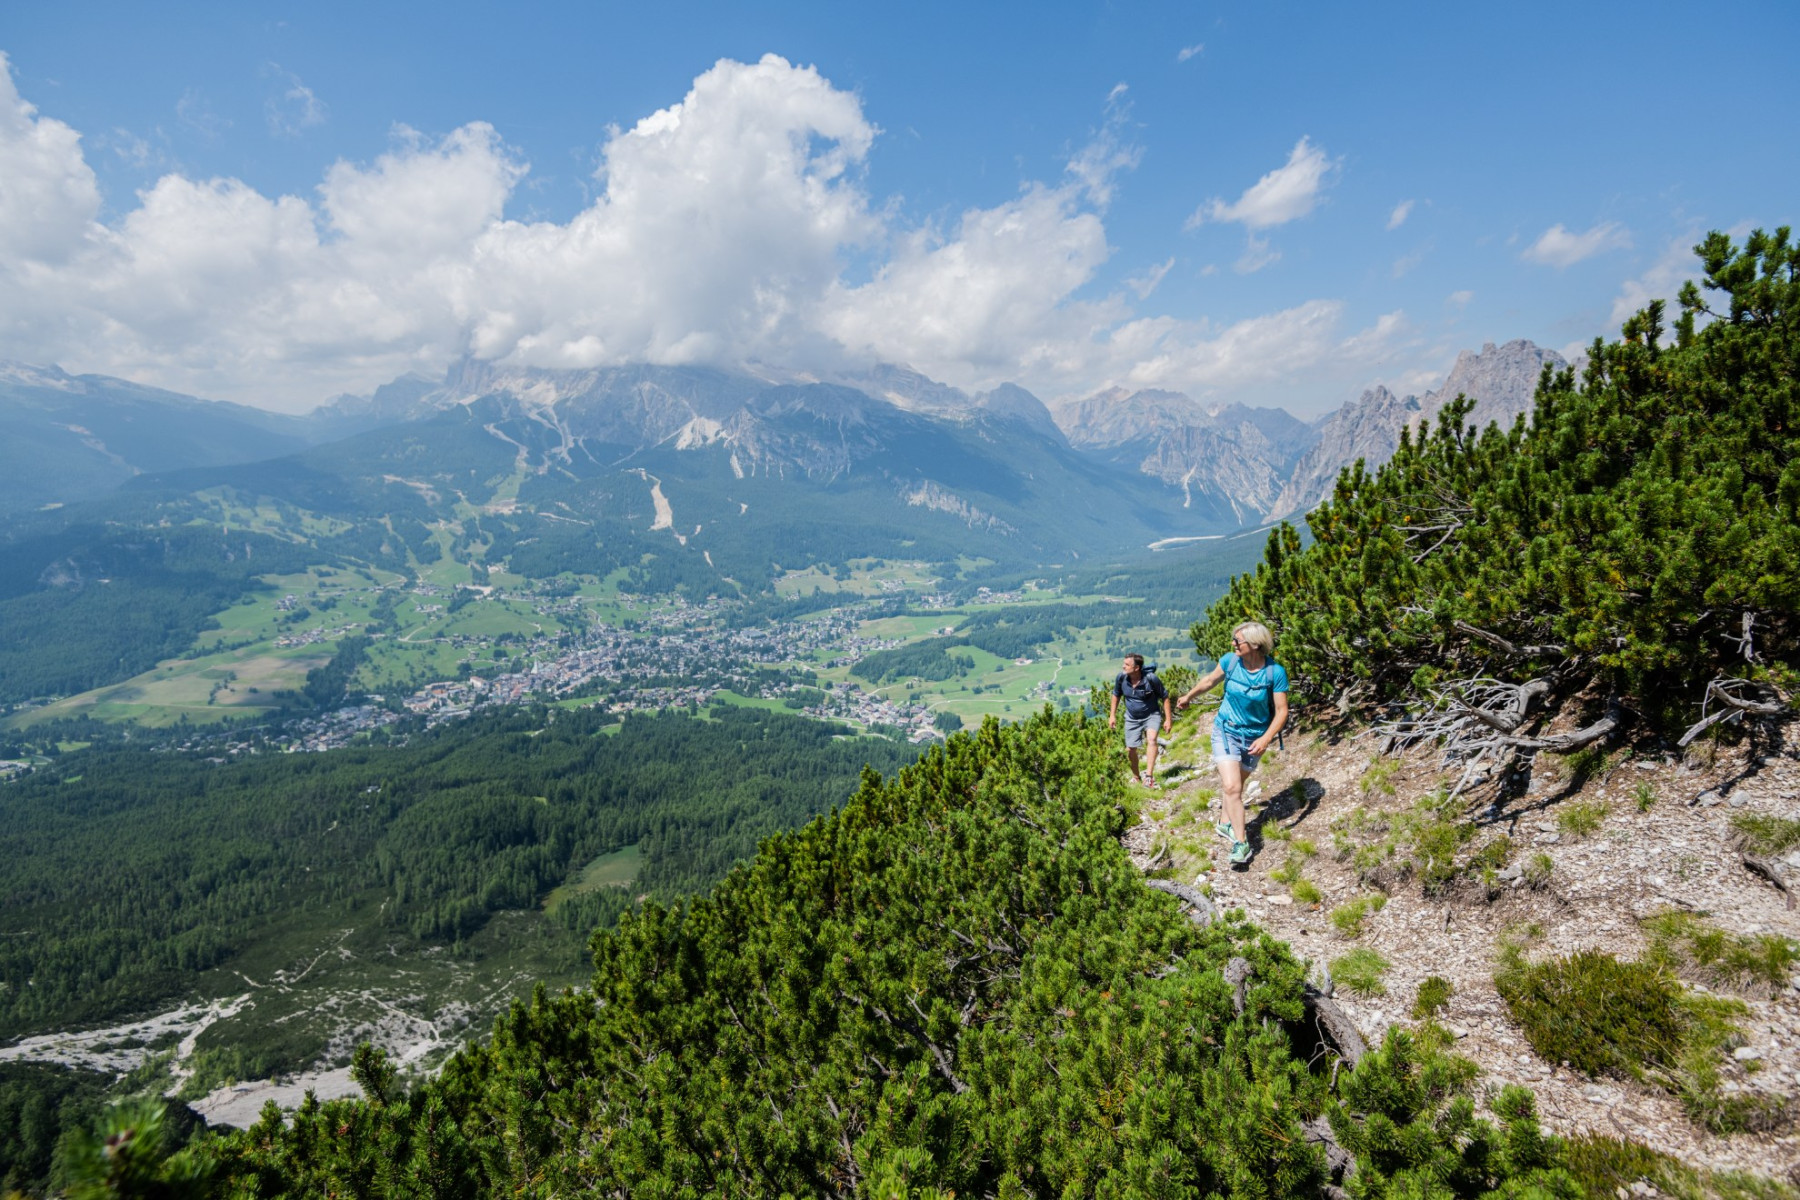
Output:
[1124, 712, 1163, 749]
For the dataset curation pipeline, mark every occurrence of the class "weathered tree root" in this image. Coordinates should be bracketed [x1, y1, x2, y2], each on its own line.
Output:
[1144, 878, 1370, 1066]
[1741, 853, 1796, 910]
[1144, 878, 1219, 926]
[1302, 986, 1369, 1068]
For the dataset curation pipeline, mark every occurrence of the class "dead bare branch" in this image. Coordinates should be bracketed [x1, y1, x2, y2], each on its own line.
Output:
[1304, 1114, 1356, 1183]
[1499, 697, 1621, 753]
[1741, 854, 1796, 910]
[1452, 620, 1566, 658]
[1724, 611, 1759, 663]
[1677, 677, 1790, 748]
[1223, 957, 1253, 1017]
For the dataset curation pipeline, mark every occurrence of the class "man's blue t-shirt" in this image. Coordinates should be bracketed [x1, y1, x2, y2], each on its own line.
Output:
[1113, 671, 1167, 720]
[1216, 652, 1288, 736]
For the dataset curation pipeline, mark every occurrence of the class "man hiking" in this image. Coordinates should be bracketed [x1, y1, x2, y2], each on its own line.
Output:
[1108, 654, 1172, 786]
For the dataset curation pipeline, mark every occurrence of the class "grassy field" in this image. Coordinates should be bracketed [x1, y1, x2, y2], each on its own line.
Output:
[11, 646, 332, 728]
[544, 846, 642, 913]
[813, 598, 1196, 728]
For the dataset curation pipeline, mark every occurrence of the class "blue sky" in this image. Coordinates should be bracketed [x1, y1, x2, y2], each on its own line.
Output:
[1, 1, 1794, 413]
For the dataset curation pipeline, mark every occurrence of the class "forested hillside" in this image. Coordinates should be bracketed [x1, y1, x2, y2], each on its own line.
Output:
[0, 706, 913, 1041]
[1196, 229, 1797, 744]
[155, 710, 1576, 1199]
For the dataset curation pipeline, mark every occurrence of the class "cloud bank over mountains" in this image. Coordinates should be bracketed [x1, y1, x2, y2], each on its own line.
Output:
[0, 51, 1427, 413]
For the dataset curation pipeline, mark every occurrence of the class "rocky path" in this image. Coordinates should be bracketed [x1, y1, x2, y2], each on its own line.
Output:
[1124, 711, 1800, 1183]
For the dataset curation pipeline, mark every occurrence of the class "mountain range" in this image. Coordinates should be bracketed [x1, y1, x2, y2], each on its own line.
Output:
[0, 340, 1565, 566]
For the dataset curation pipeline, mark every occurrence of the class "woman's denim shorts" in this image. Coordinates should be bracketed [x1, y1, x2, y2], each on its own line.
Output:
[1212, 717, 1263, 770]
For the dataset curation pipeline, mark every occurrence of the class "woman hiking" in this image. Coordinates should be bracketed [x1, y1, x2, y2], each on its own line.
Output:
[1176, 621, 1288, 866]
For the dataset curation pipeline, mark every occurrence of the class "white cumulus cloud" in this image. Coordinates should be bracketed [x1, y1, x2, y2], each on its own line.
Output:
[0, 52, 102, 267]
[1187, 137, 1336, 231]
[1386, 199, 1413, 230]
[1177, 42, 1205, 62]
[0, 53, 1403, 415]
[1522, 221, 1631, 268]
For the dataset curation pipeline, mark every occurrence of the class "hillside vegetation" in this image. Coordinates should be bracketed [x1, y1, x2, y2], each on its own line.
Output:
[1196, 230, 1796, 743]
[177, 710, 1577, 1199]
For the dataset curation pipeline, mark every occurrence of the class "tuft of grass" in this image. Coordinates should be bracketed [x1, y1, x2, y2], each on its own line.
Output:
[1642, 910, 1800, 995]
[1330, 947, 1391, 996]
[1412, 975, 1454, 1019]
[1359, 755, 1400, 797]
[1731, 812, 1800, 857]
[1267, 838, 1320, 889]
[1557, 799, 1607, 839]
[1559, 1134, 1800, 1200]
[1522, 853, 1554, 890]
[1465, 836, 1513, 894]
[1631, 781, 1656, 812]
[1291, 878, 1323, 906]
[1328, 894, 1387, 938]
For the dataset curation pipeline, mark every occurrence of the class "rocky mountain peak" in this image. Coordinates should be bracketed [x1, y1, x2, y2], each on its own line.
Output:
[1267, 339, 1566, 521]
[1421, 338, 1565, 432]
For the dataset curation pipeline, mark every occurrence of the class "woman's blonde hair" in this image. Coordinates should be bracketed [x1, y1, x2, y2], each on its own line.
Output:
[1231, 621, 1274, 655]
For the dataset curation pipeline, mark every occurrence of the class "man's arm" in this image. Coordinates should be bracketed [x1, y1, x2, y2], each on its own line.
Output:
[1108, 691, 1119, 727]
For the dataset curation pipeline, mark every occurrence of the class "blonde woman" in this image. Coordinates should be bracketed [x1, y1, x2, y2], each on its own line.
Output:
[1176, 621, 1288, 866]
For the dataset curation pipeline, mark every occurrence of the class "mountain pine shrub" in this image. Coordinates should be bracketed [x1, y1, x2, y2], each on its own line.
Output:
[1193, 228, 1800, 737]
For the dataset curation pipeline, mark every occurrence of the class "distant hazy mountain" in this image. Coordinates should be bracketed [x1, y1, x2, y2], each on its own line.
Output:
[1048, 387, 1319, 525]
[2, 338, 1567, 543]
[0, 362, 323, 513]
[276, 362, 1224, 565]
[1268, 385, 1421, 520]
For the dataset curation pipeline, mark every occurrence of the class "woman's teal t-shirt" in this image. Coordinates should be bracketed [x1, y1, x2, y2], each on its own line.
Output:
[1216, 652, 1288, 736]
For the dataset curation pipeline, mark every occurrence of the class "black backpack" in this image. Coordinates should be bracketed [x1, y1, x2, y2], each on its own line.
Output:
[1115, 665, 1165, 703]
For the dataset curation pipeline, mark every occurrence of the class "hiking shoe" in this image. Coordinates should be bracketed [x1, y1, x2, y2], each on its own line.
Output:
[1213, 821, 1234, 843]
[1229, 839, 1253, 866]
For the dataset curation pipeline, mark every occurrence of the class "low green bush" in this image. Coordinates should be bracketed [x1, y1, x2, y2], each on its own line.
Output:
[1496, 949, 1685, 1079]
[1495, 946, 1779, 1134]
[1329, 1031, 1577, 1199]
